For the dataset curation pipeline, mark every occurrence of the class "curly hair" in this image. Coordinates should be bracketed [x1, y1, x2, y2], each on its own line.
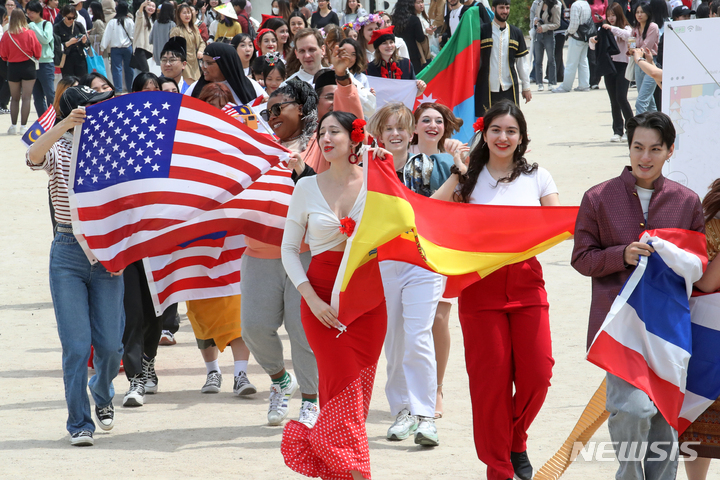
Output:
[391, 0, 415, 35]
[411, 103, 463, 152]
[269, 78, 319, 152]
[455, 101, 537, 204]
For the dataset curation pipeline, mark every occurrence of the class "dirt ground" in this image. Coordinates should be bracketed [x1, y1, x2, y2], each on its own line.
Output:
[0, 73, 712, 479]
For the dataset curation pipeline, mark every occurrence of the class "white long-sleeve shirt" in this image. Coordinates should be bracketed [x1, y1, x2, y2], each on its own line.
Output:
[488, 22, 531, 93]
[101, 16, 134, 50]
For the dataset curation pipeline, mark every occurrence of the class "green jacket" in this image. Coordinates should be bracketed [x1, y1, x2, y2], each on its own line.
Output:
[28, 20, 54, 64]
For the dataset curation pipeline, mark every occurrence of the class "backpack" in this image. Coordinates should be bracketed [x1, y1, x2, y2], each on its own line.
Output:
[574, 16, 597, 42]
[47, 21, 64, 67]
[239, 11, 255, 39]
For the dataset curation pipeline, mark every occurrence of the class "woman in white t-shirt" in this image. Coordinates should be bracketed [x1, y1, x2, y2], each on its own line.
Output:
[432, 100, 558, 480]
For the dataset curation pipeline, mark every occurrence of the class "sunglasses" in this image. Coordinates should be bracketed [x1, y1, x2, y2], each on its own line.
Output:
[260, 101, 298, 122]
[66, 15, 77, 19]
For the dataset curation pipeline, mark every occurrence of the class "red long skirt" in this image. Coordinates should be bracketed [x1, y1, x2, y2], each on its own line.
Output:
[282, 251, 387, 480]
[458, 258, 554, 480]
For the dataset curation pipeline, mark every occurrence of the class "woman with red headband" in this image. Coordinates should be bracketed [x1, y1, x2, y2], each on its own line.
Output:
[365, 25, 426, 96]
[254, 28, 279, 56]
[281, 111, 387, 480]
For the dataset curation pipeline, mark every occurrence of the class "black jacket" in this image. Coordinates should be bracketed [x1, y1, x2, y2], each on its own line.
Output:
[396, 15, 428, 74]
[441, 4, 491, 46]
[594, 26, 620, 77]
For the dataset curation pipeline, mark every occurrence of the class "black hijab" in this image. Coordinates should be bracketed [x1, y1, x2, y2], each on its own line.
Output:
[191, 42, 256, 105]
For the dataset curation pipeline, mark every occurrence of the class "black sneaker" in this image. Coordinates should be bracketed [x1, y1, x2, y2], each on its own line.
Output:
[142, 356, 158, 394]
[201, 371, 222, 393]
[511, 451, 533, 480]
[94, 403, 114, 431]
[70, 430, 94, 446]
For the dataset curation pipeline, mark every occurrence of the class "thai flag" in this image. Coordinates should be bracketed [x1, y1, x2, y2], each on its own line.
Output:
[587, 228, 720, 433]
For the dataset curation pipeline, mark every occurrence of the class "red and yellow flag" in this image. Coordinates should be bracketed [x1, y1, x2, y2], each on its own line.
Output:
[331, 152, 580, 326]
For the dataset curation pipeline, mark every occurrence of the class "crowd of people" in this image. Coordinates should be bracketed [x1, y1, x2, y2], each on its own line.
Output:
[5, 0, 720, 479]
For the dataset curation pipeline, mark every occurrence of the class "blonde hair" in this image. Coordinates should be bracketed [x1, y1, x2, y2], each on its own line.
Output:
[9, 9, 28, 34]
[367, 102, 415, 139]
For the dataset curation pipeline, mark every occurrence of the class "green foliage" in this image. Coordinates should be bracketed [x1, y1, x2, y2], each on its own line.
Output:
[508, 0, 532, 34]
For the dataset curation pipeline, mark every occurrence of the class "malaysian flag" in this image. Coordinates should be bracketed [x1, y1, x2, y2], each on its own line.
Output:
[21, 107, 56, 147]
[142, 165, 295, 314]
[68, 91, 291, 273]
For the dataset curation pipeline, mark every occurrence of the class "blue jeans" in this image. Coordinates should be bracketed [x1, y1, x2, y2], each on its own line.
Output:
[534, 31, 556, 86]
[49, 229, 125, 434]
[110, 46, 133, 93]
[634, 62, 657, 114]
[32, 61, 55, 116]
[606, 373, 677, 480]
[561, 37, 589, 91]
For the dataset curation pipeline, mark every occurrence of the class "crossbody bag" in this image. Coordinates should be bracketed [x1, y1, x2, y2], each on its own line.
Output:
[8, 31, 40, 70]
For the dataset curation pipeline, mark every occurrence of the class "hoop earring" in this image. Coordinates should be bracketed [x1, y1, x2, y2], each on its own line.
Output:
[348, 153, 359, 164]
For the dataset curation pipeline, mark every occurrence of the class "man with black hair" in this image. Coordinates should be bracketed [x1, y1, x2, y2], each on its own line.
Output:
[160, 37, 190, 94]
[474, 0, 531, 116]
[231, 0, 250, 34]
[441, 0, 491, 46]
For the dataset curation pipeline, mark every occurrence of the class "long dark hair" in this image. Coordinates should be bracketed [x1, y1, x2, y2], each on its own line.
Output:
[264, 17, 292, 58]
[142, 0, 157, 29]
[116, 1, 130, 29]
[317, 111, 361, 154]
[391, 0, 414, 34]
[338, 37, 366, 74]
[632, 2, 652, 39]
[605, 2, 628, 29]
[704, 179, 720, 224]
[649, 0, 667, 29]
[455, 101, 536, 204]
[231, 32, 257, 66]
[88, 1, 105, 23]
[158, 2, 175, 23]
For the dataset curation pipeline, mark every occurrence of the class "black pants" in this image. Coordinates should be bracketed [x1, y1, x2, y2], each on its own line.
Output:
[490, 87, 517, 108]
[122, 260, 177, 379]
[61, 55, 88, 79]
[555, 33, 566, 83]
[162, 307, 180, 334]
[604, 61, 634, 136]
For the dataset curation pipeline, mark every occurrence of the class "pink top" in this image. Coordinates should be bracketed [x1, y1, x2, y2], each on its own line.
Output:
[632, 22, 659, 56]
[589, 0, 608, 21]
[608, 25, 632, 63]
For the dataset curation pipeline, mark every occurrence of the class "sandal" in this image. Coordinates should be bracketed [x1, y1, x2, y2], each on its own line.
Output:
[434, 384, 444, 419]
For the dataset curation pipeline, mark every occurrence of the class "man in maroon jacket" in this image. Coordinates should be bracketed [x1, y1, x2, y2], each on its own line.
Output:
[572, 111, 704, 480]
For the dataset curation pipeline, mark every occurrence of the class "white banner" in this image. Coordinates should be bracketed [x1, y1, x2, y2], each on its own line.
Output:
[662, 18, 720, 199]
[366, 76, 418, 111]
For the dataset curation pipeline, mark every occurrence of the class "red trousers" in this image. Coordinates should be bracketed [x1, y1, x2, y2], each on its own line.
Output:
[458, 258, 554, 480]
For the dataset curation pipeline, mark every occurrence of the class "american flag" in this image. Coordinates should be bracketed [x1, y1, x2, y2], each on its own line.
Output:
[69, 91, 291, 273]
[21, 107, 57, 147]
[141, 164, 295, 314]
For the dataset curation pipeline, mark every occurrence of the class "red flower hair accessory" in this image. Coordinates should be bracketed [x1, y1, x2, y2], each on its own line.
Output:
[351, 119, 366, 143]
[473, 117, 485, 132]
[339, 216, 356, 236]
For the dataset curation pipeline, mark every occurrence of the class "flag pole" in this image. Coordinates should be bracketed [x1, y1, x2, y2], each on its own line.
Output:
[533, 378, 610, 480]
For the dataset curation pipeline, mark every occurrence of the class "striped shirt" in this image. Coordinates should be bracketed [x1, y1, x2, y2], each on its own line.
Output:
[26, 133, 74, 225]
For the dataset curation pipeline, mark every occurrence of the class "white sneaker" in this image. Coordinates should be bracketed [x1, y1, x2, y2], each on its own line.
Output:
[267, 372, 298, 425]
[621, 133, 628, 142]
[387, 408, 419, 441]
[19, 125, 28, 135]
[298, 400, 320, 428]
[610, 134, 622, 143]
[122, 374, 145, 407]
[537, 84, 544, 91]
[7, 125, 17, 135]
[414, 417, 439, 446]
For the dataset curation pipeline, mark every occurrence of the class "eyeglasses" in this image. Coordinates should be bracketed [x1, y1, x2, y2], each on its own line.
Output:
[66, 15, 77, 20]
[260, 101, 298, 122]
[198, 56, 221, 68]
[160, 57, 181, 65]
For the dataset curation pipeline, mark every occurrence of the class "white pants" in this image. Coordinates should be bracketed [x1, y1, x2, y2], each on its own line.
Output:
[380, 260, 443, 418]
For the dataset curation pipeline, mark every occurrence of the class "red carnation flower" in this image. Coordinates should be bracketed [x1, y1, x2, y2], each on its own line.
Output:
[473, 117, 485, 132]
[339, 216, 356, 236]
[351, 119, 366, 143]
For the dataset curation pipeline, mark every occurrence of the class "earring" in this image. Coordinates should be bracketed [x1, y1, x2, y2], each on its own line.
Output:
[348, 153, 359, 164]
